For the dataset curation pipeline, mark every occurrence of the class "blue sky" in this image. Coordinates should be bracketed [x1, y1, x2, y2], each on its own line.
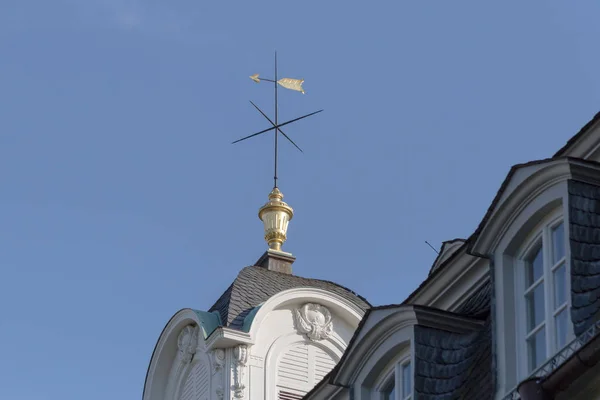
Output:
[1, 1, 600, 399]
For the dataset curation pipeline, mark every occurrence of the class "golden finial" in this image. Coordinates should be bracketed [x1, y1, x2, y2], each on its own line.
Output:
[258, 187, 294, 251]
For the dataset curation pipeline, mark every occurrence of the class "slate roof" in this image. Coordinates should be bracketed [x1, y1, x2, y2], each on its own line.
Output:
[568, 179, 600, 336]
[208, 266, 371, 330]
[414, 281, 492, 400]
[455, 281, 491, 318]
[404, 110, 600, 304]
[302, 280, 492, 400]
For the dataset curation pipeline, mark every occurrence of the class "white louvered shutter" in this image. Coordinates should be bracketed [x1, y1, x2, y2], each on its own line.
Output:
[179, 361, 209, 400]
[276, 344, 337, 399]
[314, 347, 337, 383]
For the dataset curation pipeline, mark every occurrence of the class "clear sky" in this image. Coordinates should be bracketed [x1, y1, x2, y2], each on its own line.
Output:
[1, 1, 600, 399]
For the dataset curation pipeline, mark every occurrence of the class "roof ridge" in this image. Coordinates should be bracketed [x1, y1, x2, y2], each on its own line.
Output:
[242, 265, 372, 306]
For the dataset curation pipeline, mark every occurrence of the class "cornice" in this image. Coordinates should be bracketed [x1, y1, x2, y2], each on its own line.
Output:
[408, 245, 489, 313]
[413, 305, 485, 332]
[471, 158, 600, 256]
[333, 305, 484, 385]
[554, 112, 600, 158]
[304, 382, 345, 400]
[205, 327, 253, 350]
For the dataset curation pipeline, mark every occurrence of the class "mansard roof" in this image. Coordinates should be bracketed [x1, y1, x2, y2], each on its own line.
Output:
[208, 265, 370, 330]
[404, 110, 600, 305]
[304, 281, 492, 400]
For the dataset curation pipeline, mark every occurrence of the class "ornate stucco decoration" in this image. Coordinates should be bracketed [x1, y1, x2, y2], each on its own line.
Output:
[211, 349, 226, 400]
[232, 345, 248, 398]
[294, 303, 333, 341]
[177, 325, 199, 364]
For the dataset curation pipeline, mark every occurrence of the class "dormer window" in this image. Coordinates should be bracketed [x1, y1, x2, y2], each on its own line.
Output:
[519, 218, 569, 374]
[401, 361, 412, 400]
[383, 380, 395, 400]
[379, 357, 412, 400]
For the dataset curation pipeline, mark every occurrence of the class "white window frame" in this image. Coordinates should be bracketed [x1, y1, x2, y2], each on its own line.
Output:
[515, 212, 573, 379]
[374, 355, 412, 400]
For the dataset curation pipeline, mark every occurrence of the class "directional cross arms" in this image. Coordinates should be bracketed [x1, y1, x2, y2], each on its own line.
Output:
[231, 105, 323, 151]
[233, 53, 322, 188]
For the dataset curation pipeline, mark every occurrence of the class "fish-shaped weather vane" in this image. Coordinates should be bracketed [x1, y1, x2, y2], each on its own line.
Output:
[232, 52, 323, 189]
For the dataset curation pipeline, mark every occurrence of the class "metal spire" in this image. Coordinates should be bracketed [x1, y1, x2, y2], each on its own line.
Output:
[231, 52, 323, 188]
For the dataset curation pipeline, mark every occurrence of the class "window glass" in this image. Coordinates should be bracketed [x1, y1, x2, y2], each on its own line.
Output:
[526, 246, 544, 287]
[527, 328, 546, 372]
[552, 223, 565, 263]
[555, 309, 568, 349]
[521, 218, 570, 378]
[402, 362, 412, 399]
[553, 265, 567, 308]
[383, 375, 396, 400]
[526, 283, 545, 330]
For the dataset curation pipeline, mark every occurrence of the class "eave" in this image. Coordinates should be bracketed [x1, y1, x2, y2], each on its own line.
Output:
[205, 327, 253, 350]
[469, 157, 600, 257]
[554, 110, 600, 158]
[331, 305, 484, 386]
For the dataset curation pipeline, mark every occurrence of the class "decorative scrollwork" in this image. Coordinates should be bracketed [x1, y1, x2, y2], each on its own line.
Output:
[210, 349, 226, 399]
[177, 325, 199, 364]
[232, 345, 248, 398]
[294, 303, 333, 341]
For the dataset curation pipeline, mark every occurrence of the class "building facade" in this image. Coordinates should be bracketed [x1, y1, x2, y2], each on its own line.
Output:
[304, 111, 600, 400]
[144, 111, 600, 400]
[143, 189, 371, 400]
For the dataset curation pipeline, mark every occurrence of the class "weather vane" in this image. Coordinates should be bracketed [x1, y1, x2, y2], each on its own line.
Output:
[231, 52, 323, 189]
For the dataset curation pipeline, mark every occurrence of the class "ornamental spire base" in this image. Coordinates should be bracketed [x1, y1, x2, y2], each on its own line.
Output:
[255, 248, 296, 275]
[258, 187, 294, 251]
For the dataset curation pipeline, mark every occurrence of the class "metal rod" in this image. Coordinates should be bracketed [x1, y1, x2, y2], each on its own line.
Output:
[425, 241, 439, 255]
[249, 101, 303, 152]
[274, 51, 278, 188]
[231, 109, 324, 144]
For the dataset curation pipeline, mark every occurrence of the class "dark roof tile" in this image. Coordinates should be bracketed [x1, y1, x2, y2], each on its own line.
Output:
[569, 180, 600, 336]
[209, 266, 370, 329]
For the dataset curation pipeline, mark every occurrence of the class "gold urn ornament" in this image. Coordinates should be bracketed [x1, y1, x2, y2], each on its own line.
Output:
[258, 187, 294, 251]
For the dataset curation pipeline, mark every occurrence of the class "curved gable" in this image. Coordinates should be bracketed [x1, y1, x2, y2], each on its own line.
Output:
[143, 309, 212, 400]
[209, 266, 370, 330]
[248, 288, 365, 400]
[470, 158, 600, 257]
[554, 110, 600, 160]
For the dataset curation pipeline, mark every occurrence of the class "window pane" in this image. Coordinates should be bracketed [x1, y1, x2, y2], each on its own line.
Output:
[383, 373, 395, 400]
[528, 327, 546, 372]
[552, 222, 565, 263]
[526, 283, 545, 331]
[384, 385, 395, 400]
[402, 362, 412, 398]
[553, 264, 567, 309]
[526, 245, 544, 287]
[555, 309, 568, 349]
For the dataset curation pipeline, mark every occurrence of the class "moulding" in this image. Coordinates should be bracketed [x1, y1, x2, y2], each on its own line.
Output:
[144, 309, 208, 400]
[247, 288, 365, 340]
[232, 345, 248, 399]
[264, 332, 344, 400]
[472, 158, 600, 256]
[334, 305, 484, 385]
[205, 327, 253, 350]
[210, 349, 226, 399]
